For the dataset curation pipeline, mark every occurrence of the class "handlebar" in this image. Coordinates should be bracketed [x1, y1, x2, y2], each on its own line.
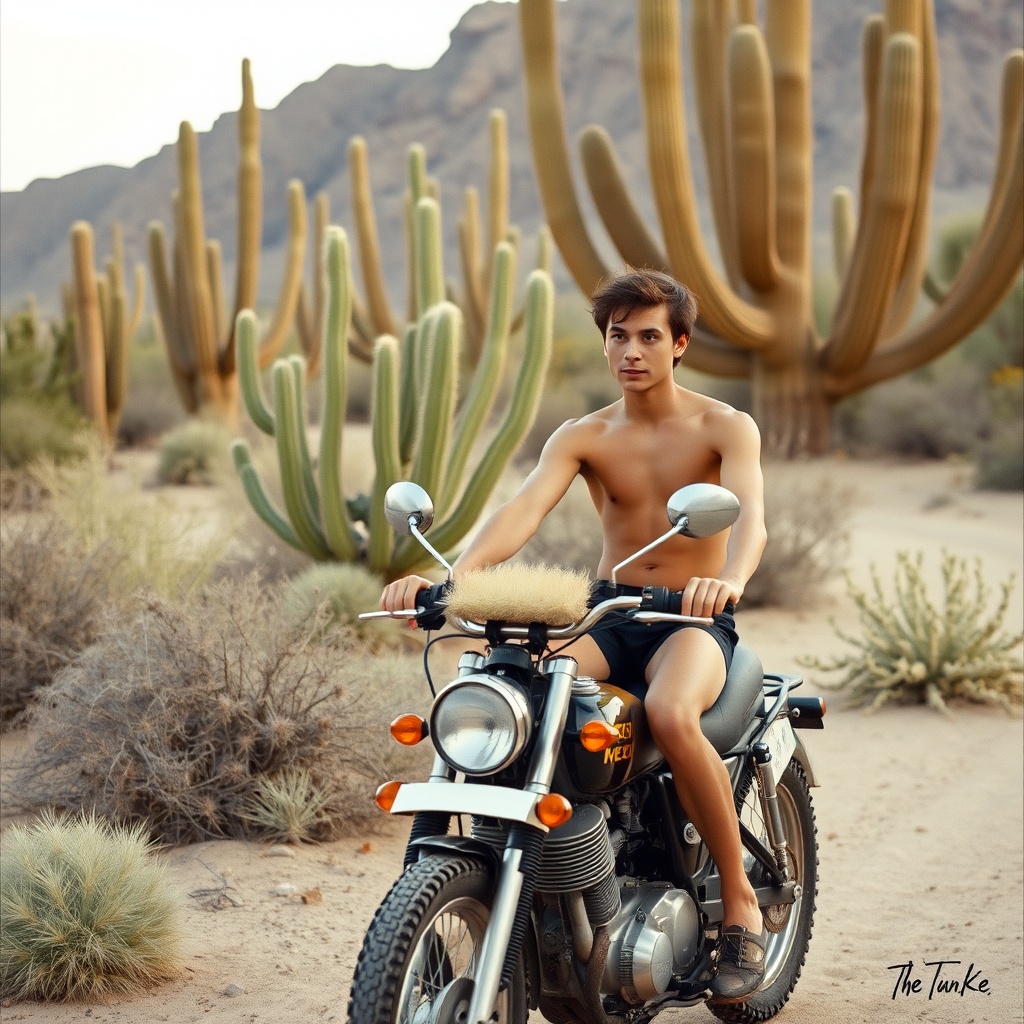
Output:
[358, 590, 714, 637]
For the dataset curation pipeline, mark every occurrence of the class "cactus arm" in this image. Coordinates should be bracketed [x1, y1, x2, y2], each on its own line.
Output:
[831, 187, 856, 284]
[105, 288, 128, 436]
[765, 0, 812, 277]
[578, 125, 670, 272]
[127, 263, 146, 339]
[236, 310, 275, 435]
[981, 51, 1024, 237]
[287, 354, 322, 525]
[232, 58, 261, 336]
[414, 197, 445, 319]
[408, 144, 429, 205]
[416, 270, 553, 565]
[318, 227, 360, 562]
[206, 240, 227, 342]
[830, 103, 1024, 397]
[305, 191, 329, 379]
[728, 24, 781, 291]
[409, 302, 460, 504]
[880, 0, 941, 338]
[349, 136, 398, 338]
[485, 109, 509, 292]
[96, 276, 112, 349]
[231, 440, 304, 551]
[253, 179, 308, 370]
[176, 121, 224, 410]
[441, 241, 515, 513]
[859, 16, 886, 218]
[348, 291, 377, 361]
[403, 191, 417, 324]
[639, 0, 774, 350]
[459, 186, 487, 360]
[398, 323, 418, 466]
[69, 222, 109, 438]
[368, 336, 401, 574]
[822, 33, 923, 377]
[273, 361, 330, 559]
[518, 0, 610, 294]
[691, 0, 740, 286]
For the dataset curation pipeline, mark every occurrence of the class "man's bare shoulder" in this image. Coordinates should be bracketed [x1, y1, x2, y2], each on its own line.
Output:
[691, 395, 761, 451]
[547, 405, 622, 449]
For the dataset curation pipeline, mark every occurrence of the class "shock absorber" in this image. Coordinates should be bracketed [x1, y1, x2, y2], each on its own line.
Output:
[751, 742, 790, 877]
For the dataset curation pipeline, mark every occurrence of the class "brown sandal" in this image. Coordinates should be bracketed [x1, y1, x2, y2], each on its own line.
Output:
[708, 923, 768, 1001]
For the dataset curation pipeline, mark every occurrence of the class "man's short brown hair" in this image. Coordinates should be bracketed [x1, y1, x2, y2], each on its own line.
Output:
[591, 268, 698, 367]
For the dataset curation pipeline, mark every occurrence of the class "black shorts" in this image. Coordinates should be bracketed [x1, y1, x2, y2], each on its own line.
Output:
[586, 582, 738, 698]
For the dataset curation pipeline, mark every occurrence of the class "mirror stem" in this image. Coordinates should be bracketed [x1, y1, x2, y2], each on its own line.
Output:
[610, 518, 688, 586]
[409, 517, 454, 579]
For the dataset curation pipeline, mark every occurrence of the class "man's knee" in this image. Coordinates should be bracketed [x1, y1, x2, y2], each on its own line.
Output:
[645, 696, 704, 753]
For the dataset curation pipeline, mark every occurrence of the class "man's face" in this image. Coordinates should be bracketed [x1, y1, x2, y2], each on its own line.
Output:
[603, 303, 688, 390]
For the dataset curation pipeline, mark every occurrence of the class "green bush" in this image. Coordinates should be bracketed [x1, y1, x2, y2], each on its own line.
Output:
[156, 418, 233, 485]
[283, 562, 398, 645]
[116, 327, 186, 447]
[0, 812, 182, 1001]
[240, 768, 339, 844]
[13, 578, 428, 842]
[801, 551, 1023, 714]
[0, 395, 94, 469]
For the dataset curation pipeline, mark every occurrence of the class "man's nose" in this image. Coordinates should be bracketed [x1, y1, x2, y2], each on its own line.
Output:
[624, 339, 642, 361]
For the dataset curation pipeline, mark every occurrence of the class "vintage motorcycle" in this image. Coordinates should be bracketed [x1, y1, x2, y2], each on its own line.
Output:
[347, 481, 825, 1024]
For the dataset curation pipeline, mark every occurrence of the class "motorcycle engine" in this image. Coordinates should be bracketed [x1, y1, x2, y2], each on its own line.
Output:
[603, 883, 701, 1003]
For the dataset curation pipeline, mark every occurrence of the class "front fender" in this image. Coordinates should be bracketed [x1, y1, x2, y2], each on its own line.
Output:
[407, 833, 501, 864]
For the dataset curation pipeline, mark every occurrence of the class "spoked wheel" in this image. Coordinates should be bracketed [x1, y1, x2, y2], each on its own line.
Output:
[346, 854, 528, 1024]
[710, 761, 818, 1023]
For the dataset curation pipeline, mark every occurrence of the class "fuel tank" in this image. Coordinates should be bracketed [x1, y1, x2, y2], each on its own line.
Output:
[559, 678, 665, 796]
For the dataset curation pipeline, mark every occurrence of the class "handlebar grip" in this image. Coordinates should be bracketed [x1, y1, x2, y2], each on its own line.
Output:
[415, 582, 450, 631]
[642, 586, 683, 614]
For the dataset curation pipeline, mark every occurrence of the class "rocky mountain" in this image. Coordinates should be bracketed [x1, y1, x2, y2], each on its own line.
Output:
[2, 0, 1020, 312]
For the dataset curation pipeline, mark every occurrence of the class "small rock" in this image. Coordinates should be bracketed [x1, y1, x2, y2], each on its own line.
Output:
[358, 841, 373, 854]
[301, 887, 323, 905]
[274, 884, 297, 897]
[265, 845, 297, 859]
[223, 983, 245, 997]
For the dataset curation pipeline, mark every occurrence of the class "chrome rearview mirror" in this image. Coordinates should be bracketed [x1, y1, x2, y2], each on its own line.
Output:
[667, 483, 740, 539]
[384, 481, 434, 536]
[383, 481, 452, 578]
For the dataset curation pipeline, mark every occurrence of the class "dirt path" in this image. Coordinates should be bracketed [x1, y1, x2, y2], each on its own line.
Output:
[2, 459, 1021, 1023]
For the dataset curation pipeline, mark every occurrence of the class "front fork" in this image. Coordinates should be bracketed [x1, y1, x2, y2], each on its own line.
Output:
[464, 656, 579, 1024]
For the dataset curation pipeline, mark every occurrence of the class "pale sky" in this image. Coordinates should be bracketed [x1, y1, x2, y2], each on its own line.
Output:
[0, 0, 516, 193]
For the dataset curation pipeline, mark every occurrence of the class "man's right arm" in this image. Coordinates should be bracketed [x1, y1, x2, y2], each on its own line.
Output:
[380, 420, 585, 612]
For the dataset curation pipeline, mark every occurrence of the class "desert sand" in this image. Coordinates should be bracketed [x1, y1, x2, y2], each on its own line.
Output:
[1, 458, 1022, 1024]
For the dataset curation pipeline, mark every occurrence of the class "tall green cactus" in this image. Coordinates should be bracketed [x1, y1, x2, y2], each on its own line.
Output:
[147, 59, 308, 423]
[519, 0, 1023, 456]
[67, 222, 146, 441]
[231, 222, 553, 580]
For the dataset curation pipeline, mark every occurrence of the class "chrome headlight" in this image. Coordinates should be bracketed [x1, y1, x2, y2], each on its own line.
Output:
[429, 673, 533, 776]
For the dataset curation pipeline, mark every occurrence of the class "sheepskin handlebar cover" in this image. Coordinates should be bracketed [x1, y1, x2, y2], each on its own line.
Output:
[444, 564, 593, 626]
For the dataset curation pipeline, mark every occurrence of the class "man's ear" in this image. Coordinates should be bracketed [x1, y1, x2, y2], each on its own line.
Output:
[674, 333, 690, 359]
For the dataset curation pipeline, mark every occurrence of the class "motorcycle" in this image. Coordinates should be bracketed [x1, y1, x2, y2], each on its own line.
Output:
[347, 481, 825, 1024]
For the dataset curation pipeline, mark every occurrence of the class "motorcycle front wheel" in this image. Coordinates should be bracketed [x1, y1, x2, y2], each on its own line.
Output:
[346, 854, 528, 1024]
[710, 760, 818, 1023]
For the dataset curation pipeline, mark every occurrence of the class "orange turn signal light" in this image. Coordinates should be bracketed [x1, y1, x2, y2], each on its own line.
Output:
[535, 793, 573, 829]
[375, 780, 403, 812]
[580, 721, 621, 753]
[390, 713, 428, 746]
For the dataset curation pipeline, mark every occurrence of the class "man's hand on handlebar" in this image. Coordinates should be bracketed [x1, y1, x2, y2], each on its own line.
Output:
[680, 576, 742, 619]
[380, 575, 434, 615]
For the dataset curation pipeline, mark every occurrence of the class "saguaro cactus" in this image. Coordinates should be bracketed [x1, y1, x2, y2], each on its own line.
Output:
[67, 222, 145, 440]
[519, 0, 1023, 456]
[147, 59, 307, 422]
[231, 222, 553, 579]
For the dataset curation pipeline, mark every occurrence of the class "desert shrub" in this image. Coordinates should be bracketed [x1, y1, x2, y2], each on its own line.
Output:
[156, 418, 233, 485]
[743, 471, 854, 609]
[32, 449, 230, 601]
[14, 578, 429, 842]
[0, 518, 124, 728]
[283, 562, 399, 645]
[800, 551, 1023, 714]
[0, 811, 182, 1001]
[974, 420, 1024, 491]
[0, 395, 94, 469]
[0, 466, 48, 513]
[240, 768, 338, 844]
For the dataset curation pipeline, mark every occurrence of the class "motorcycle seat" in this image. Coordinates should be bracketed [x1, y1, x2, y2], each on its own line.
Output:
[699, 645, 764, 755]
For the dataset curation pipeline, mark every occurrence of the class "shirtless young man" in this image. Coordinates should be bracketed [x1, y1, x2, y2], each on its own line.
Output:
[381, 269, 769, 1000]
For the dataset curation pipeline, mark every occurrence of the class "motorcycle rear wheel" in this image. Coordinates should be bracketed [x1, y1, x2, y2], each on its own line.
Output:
[346, 854, 528, 1024]
[709, 760, 818, 1023]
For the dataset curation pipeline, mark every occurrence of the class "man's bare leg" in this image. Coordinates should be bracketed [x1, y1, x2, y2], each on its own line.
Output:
[644, 629, 762, 935]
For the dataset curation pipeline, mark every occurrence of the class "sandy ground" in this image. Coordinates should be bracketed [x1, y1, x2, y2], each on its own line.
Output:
[1, 458, 1022, 1024]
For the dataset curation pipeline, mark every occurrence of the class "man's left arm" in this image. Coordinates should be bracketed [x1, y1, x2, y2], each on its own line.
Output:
[680, 410, 767, 618]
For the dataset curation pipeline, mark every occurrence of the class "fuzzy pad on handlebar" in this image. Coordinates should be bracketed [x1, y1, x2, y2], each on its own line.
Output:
[444, 565, 592, 626]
